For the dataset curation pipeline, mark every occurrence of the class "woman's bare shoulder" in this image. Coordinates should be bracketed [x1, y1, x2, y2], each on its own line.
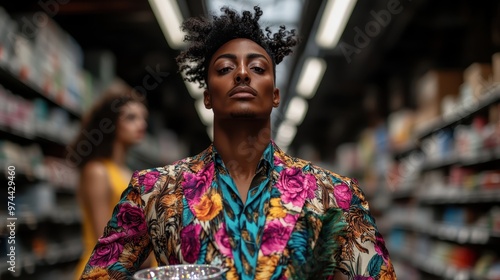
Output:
[80, 160, 108, 179]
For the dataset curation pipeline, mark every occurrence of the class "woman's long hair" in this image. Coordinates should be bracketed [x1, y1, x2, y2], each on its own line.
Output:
[68, 79, 146, 168]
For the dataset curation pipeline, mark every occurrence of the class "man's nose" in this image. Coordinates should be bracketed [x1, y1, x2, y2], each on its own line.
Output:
[234, 66, 250, 84]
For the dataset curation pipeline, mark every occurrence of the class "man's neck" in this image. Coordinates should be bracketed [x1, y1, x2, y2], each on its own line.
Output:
[213, 119, 272, 179]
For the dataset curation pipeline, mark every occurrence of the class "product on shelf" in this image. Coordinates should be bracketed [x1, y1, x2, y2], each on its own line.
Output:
[0, 84, 36, 137]
[0, 83, 79, 144]
[414, 69, 463, 133]
[481, 171, 500, 190]
[0, 141, 39, 178]
[473, 252, 497, 279]
[0, 7, 17, 65]
[335, 142, 360, 176]
[388, 109, 415, 152]
[464, 63, 493, 100]
[16, 182, 56, 219]
[0, 7, 94, 115]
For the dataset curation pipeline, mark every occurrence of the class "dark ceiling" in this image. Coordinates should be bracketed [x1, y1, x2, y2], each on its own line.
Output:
[3, 0, 500, 161]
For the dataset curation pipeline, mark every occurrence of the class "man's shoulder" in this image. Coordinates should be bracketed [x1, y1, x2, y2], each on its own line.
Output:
[129, 156, 197, 195]
[276, 150, 354, 186]
[306, 161, 355, 186]
[135, 156, 195, 177]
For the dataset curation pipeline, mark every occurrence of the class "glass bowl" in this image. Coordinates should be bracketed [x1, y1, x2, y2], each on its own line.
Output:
[133, 264, 226, 280]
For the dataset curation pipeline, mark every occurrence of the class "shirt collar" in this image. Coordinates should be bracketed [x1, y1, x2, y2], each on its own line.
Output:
[212, 141, 274, 176]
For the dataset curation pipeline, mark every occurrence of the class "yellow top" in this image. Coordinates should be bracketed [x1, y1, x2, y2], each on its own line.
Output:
[73, 160, 140, 279]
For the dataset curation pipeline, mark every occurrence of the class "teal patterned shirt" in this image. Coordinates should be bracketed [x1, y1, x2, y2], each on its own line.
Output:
[214, 143, 274, 280]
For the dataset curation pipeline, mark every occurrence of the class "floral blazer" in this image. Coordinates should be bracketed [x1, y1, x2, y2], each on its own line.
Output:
[80, 143, 396, 280]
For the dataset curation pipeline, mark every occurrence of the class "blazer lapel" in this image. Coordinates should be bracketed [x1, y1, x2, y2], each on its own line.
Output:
[180, 145, 228, 263]
[255, 143, 316, 277]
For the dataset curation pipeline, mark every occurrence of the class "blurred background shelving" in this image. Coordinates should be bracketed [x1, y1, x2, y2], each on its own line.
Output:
[384, 72, 500, 279]
[0, 0, 500, 279]
[0, 4, 178, 279]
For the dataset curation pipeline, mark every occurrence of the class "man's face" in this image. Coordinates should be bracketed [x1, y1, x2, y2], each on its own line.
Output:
[204, 38, 280, 120]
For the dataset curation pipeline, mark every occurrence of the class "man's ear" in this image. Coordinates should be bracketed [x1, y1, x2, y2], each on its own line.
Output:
[203, 90, 212, 109]
[272, 88, 280, 107]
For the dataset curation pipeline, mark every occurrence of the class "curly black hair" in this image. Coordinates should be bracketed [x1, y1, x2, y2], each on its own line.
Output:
[176, 6, 299, 88]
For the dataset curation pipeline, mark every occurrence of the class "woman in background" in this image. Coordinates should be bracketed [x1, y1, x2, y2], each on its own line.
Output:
[70, 80, 152, 279]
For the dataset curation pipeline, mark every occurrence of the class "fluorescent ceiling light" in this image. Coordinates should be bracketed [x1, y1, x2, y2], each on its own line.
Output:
[275, 120, 297, 148]
[316, 0, 357, 48]
[285, 97, 308, 125]
[149, 0, 186, 49]
[195, 98, 213, 126]
[296, 57, 326, 99]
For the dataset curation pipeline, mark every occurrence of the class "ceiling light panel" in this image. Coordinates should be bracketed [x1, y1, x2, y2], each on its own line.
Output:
[149, 0, 186, 49]
[316, 0, 357, 48]
[296, 57, 326, 99]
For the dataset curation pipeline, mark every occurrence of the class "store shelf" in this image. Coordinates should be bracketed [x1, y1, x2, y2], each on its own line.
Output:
[421, 148, 500, 172]
[0, 124, 66, 147]
[391, 188, 417, 200]
[0, 210, 81, 230]
[391, 141, 422, 160]
[0, 165, 77, 194]
[391, 250, 475, 280]
[0, 64, 81, 118]
[393, 221, 498, 245]
[0, 13, 170, 279]
[0, 243, 82, 277]
[419, 189, 500, 205]
[421, 155, 460, 171]
[417, 84, 500, 140]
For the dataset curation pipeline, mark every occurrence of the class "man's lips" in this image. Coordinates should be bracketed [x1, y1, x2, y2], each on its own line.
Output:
[228, 86, 257, 98]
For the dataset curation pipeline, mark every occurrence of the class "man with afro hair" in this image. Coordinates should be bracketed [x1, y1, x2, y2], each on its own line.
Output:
[80, 6, 396, 280]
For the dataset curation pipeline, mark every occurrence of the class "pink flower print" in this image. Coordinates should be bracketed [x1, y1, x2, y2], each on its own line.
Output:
[183, 162, 214, 205]
[375, 233, 390, 263]
[304, 174, 317, 199]
[274, 155, 285, 166]
[181, 224, 202, 263]
[89, 242, 124, 267]
[276, 168, 317, 206]
[140, 171, 160, 193]
[116, 203, 147, 235]
[283, 214, 298, 225]
[334, 183, 352, 211]
[98, 231, 127, 244]
[261, 219, 293, 256]
[215, 224, 233, 257]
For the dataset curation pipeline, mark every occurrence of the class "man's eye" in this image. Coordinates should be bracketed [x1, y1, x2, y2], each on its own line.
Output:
[253, 67, 265, 73]
[218, 67, 231, 74]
